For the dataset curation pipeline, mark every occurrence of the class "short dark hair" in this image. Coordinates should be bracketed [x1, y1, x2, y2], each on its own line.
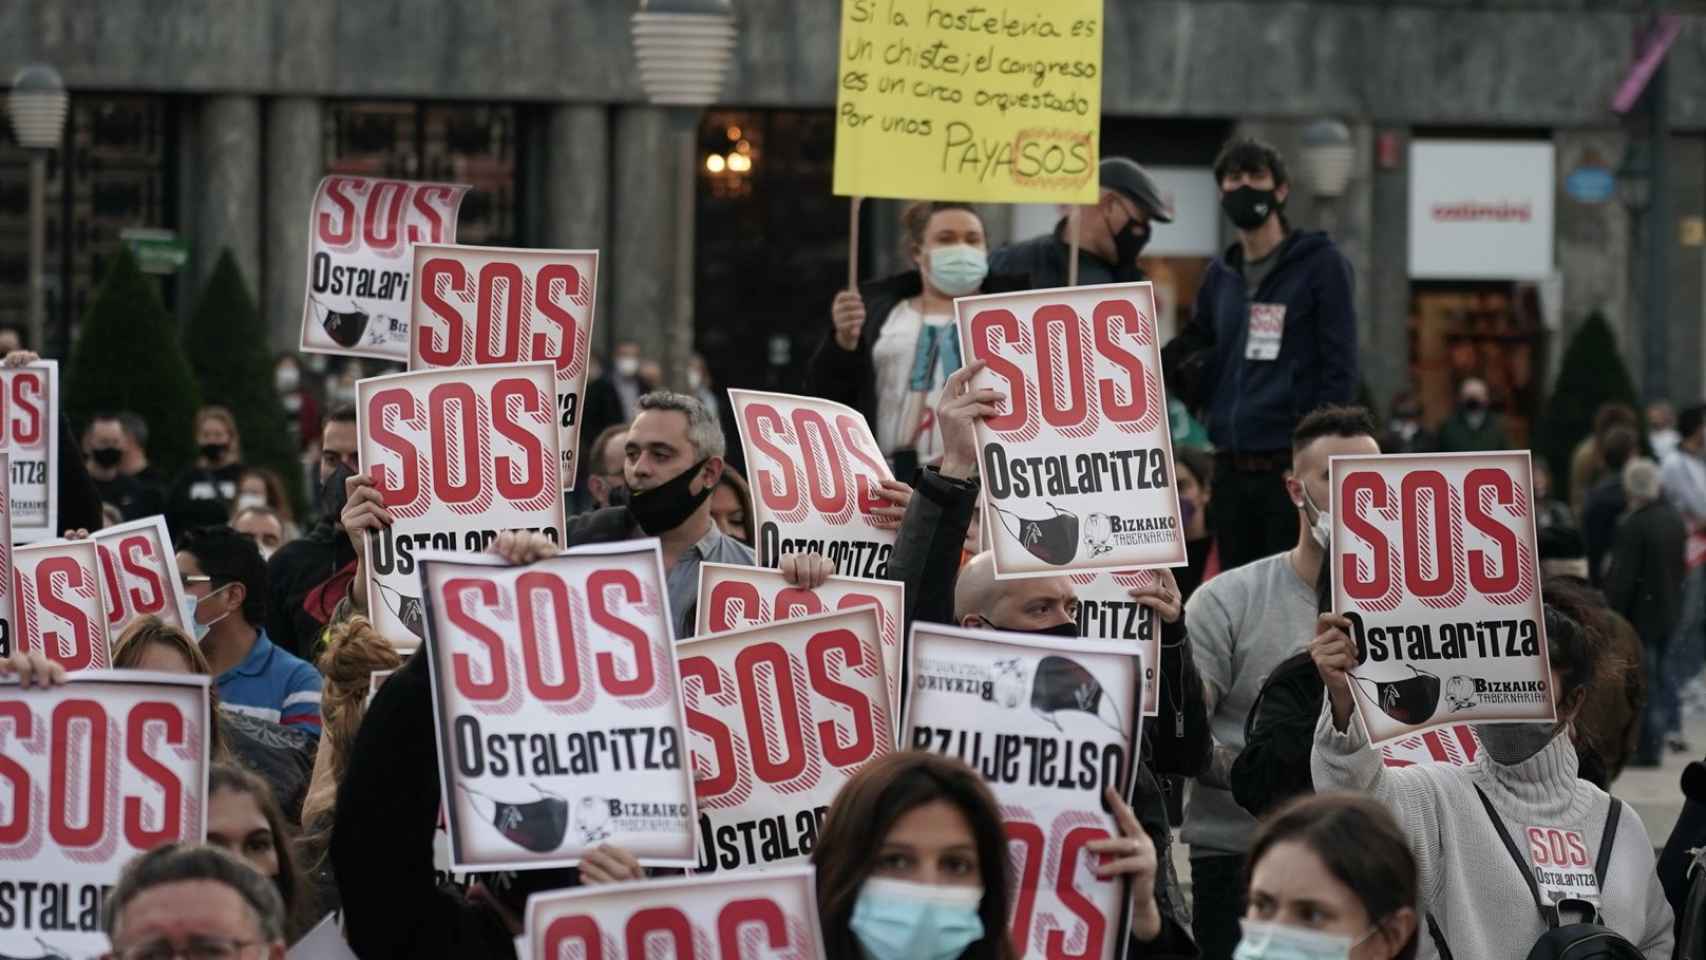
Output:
[177, 525, 268, 626]
[589, 422, 629, 473]
[1291, 405, 1379, 456]
[901, 201, 980, 258]
[104, 843, 285, 943]
[1541, 576, 1609, 705]
[117, 410, 150, 448]
[1536, 524, 1586, 562]
[324, 404, 358, 429]
[1247, 794, 1418, 960]
[1174, 446, 1214, 491]
[1600, 424, 1637, 472]
[1680, 404, 1706, 442]
[1213, 137, 1289, 190]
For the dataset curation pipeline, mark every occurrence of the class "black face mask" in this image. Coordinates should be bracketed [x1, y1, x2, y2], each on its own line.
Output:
[464, 785, 569, 854]
[1352, 664, 1441, 725]
[976, 615, 1079, 640]
[318, 300, 371, 349]
[991, 503, 1080, 566]
[1462, 398, 1487, 414]
[1030, 654, 1126, 734]
[321, 462, 356, 526]
[1221, 185, 1279, 231]
[626, 457, 714, 536]
[1112, 216, 1151, 267]
[375, 581, 426, 640]
[90, 447, 122, 469]
[200, 443, 228, 463]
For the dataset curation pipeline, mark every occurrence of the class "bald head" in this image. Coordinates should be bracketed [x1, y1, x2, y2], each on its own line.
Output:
[953, 551, 1078, 631]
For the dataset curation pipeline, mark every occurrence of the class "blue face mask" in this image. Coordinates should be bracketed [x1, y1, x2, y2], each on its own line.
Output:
[1234, 920, 1368, 960]
[925, 245, 989, 297]
[850, 877, 985, 960]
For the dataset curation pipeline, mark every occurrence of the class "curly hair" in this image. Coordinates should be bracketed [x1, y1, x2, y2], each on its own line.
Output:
[299, 616, 402, 833]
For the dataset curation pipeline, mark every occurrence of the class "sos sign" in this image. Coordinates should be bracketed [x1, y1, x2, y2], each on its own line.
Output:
[409, 244, 599, 485]
[526, 867, 825, 960]
[0, 363, 57, 543]
[312, 177, 464, 258]
[13, 540, 107, 671]
[93, 517, 188, 636]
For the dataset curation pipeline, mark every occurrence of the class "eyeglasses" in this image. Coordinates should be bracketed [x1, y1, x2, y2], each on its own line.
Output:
[106, 937, 267, 960]
[180, 574, 213, 590]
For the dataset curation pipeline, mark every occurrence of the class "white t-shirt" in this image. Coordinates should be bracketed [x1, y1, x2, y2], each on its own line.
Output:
[870, 299, 961, 460]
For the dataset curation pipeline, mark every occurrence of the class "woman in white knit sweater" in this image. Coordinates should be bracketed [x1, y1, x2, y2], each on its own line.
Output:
[1310, 579, 1674, 959]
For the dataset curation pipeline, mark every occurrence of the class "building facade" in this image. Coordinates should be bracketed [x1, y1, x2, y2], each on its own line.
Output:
[3, 0, 1705, 436]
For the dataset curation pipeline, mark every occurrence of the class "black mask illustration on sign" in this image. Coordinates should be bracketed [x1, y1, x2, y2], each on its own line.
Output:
[462, 784, 570, 854]
[991, 503, 1080, 566]
[1352, 664, 1441, 725]
[1030, 655, 1126, 734]
[313, 297, 371, 349]
[375, 581, 426, 640]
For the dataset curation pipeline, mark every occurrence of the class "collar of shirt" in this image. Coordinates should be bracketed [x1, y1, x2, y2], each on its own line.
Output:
[220, 629, 276, 682]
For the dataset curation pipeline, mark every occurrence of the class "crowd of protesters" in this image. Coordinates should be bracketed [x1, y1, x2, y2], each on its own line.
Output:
[8, 135, 1706, 960]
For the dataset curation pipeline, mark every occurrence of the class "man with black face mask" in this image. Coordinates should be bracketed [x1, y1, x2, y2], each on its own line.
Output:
[84, 411, 166, 521]
[989, 156, 1173, 289]
[1162, 137, 1357, 575]
[264, 406, 360, 659]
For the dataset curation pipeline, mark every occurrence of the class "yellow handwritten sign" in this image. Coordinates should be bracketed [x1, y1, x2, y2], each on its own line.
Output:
[833, 0, 1103, 203]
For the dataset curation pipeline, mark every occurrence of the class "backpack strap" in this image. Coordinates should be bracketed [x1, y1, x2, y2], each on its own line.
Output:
[1425, 912, 1456, 960]
[1594, 797, 1623, 887]
[1473, 785, 1551, 920]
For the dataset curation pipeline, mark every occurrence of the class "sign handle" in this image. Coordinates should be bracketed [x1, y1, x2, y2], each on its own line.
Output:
[1067, 204, 1082, 287]
[848, 196, 865, 290]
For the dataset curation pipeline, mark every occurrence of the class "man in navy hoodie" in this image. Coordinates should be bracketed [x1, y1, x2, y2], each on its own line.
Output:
[1172, 138, 1357, 572]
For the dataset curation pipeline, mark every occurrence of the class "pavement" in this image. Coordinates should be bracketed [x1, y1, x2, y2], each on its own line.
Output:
[1173, 711, 1706, 895]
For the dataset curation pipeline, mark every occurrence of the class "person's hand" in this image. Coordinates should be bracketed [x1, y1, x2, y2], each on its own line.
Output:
[492, 530, 560, 565]
[937, 360, 1003, 480]
[869, 479, 912, 530]
[1, 649, 68, 688]
[831, 290, 866, 351]
[780, 552, 834, 590]
[2, 350, 39, 368]
[1089, 787, 1162, 942]
[342, 472, 393, 612]
[1310, 613, 1358, 731]
[62, 528, 90, 541]
[1127, 569, 1182, 624]
[578, 844, 644, 885]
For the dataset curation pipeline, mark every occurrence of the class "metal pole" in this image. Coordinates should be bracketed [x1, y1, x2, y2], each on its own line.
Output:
[27, 151, 46, 353]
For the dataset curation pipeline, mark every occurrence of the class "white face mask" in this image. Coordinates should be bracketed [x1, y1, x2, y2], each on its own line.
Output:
[615, 356, 641, 378]
[180, 585, 233, 643]
[275, 366, 300, 393]
[1234, 919, 1370, 960]
[1300, 483, 1332, 549]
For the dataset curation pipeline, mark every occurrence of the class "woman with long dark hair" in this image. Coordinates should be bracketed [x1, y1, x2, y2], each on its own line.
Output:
[208, 762, 319, 941]
[1242, 793, 1419, 959]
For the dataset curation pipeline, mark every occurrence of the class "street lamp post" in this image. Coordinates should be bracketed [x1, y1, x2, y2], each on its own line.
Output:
[1300, 119, 1355, 235]
[628, 0, 737, 384]
[7, 64, 69, 355]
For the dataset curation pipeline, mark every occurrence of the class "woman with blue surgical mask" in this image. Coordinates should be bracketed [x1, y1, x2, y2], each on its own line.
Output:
[812, 750, 1183, 960]
[1240, 793, 1418, 960]
[808, 201, 1029, 479]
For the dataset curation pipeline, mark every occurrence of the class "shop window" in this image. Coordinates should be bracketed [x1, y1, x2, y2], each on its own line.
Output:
[1409, 282, 1546, 447]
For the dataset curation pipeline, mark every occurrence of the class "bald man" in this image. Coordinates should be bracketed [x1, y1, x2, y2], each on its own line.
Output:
[883, 361, 1208, 955]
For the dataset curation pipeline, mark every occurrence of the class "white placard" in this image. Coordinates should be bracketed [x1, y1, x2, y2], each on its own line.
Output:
[1408, 140, 1556, 280]
[1070, 569, 1161, 716]
[93, 515, 188, 638]
[0, 362, 57, 543]
[13, 538, 107, 670]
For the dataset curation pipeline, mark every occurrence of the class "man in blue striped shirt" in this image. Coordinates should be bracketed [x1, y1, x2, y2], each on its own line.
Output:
[177, 525, 323, 732]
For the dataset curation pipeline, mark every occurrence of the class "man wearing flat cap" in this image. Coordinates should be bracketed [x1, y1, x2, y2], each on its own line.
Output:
[989, 155, 1173, 289]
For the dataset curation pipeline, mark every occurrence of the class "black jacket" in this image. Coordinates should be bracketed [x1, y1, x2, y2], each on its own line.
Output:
[805, 269, 1028, 444]
[1231, 651, 1322, 819]
[265, 521, 356, 659]
[1606, 498, 1688, 648]
[885, 467, 1203, 956]
[1582, 476, 1628, 587]
[57, 413, 104, 534]
[987, 217, 1145, 291]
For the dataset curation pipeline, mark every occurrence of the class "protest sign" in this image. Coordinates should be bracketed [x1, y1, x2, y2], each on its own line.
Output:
[0, 362, 57, 543]
[696, 560, 904, 709]
[0, 456, 11, 655]
[93, 516, 188, 638]
[299, 176, 470, 361]
[1381, 723, 1480, 768]
[677, 607, 891, 873]
[524, 864, 826, 960]
[0, 671, 209, 959]
[357, 361, 563, 648]
[13, 539, 107, 670]
[904, 622, 1140, 959]
[957, 283, 1186, 578]
[729, 389, 896, 576]
[419, 539, 696, 872]
[407, 243, 599, 486]
[832, 0, 1103, 204]
[1070, 569, 1160, 717]
[1331, 451, 1553, 744]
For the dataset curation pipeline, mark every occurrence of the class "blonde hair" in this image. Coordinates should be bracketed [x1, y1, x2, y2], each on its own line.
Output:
[299, 616, 402, 832]
[194, 405, 243, 462]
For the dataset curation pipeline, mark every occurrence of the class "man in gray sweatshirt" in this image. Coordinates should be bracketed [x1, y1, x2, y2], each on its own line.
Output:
[1181, 405, 1380, 960]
